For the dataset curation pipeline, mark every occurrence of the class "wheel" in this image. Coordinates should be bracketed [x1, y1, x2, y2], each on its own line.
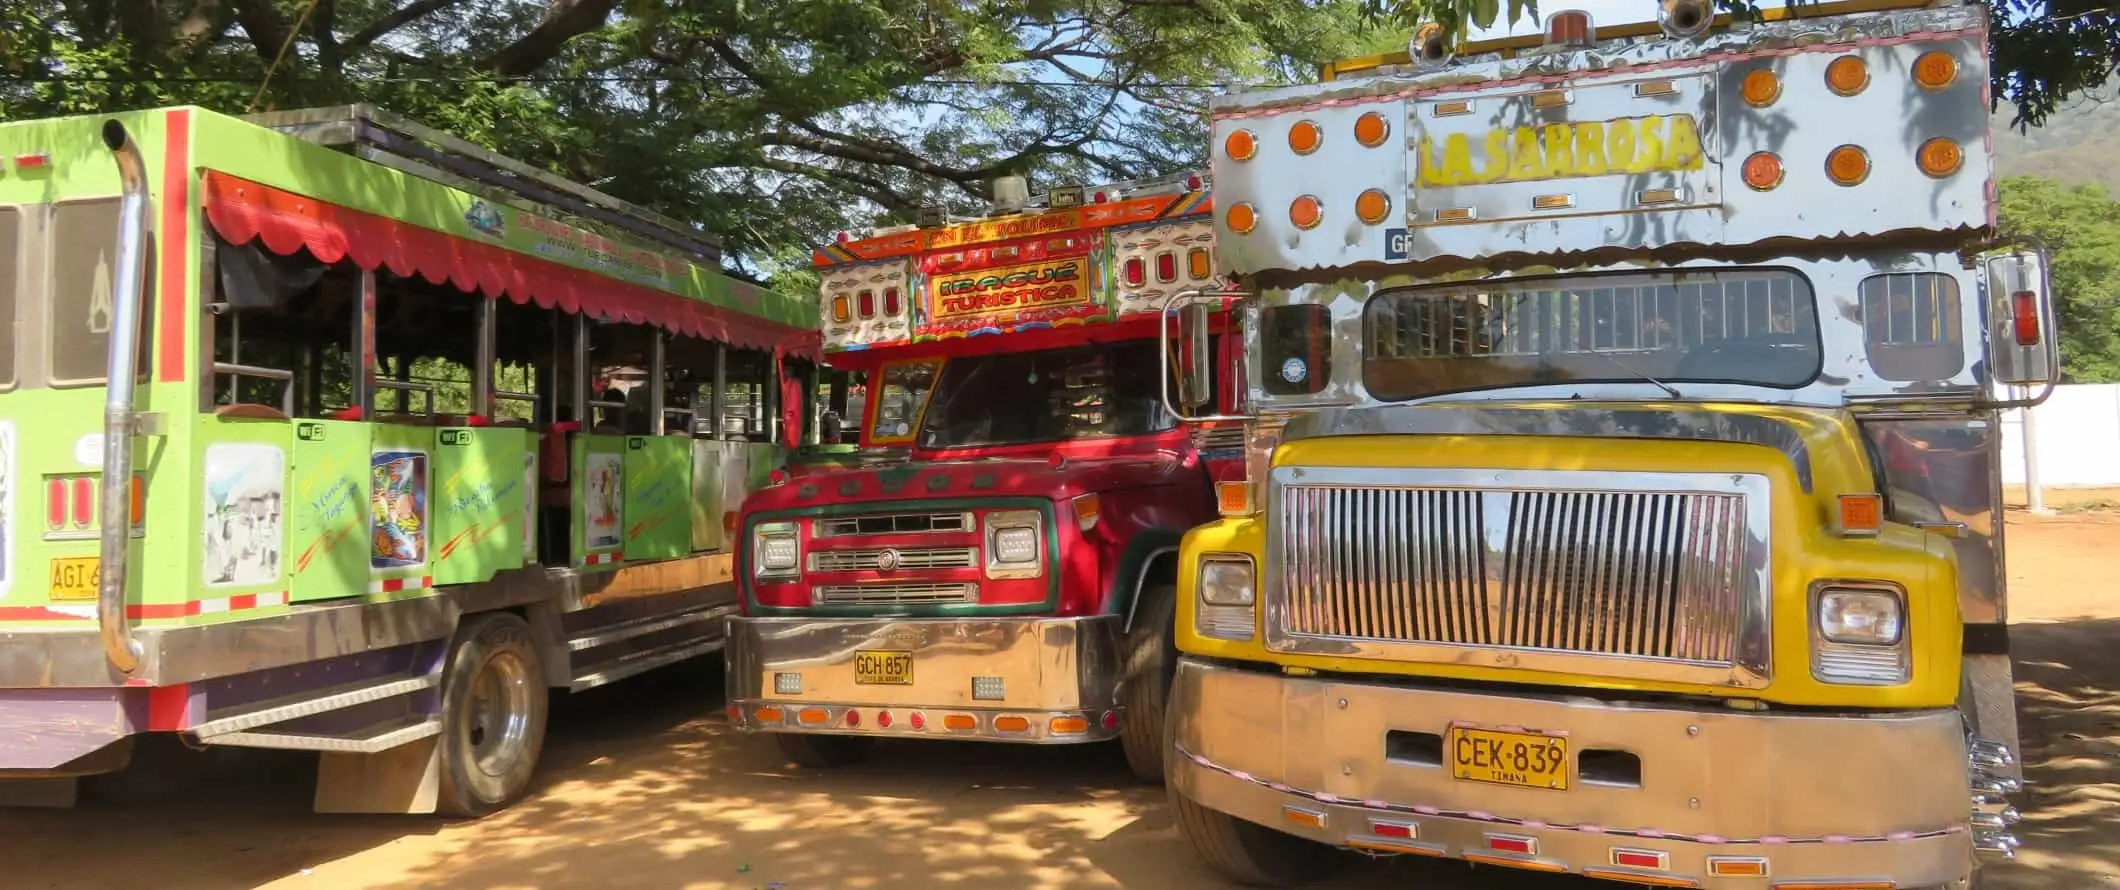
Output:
[772, 732, 875, 768]
[1118, 583, 1177, 783]
[1169, 783, 1340, 886]
[437, 612, 549, 818]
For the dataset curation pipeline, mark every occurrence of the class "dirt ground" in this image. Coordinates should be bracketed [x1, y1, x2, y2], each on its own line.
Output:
[6, 512, 2117, 890]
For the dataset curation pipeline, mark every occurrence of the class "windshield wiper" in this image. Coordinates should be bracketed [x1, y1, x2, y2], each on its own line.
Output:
[1585, 350, 1682, 399]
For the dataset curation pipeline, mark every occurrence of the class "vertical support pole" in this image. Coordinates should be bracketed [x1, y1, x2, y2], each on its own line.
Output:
[765, 353, 781, 444]
[474, 296, 496, 420]
[2022, 396, 2052, 515]
[306, 341, 323, 417]
[828, 370, 848, 417]
[710, 342, 727, 440]
[354, 269, 377, 418]
[649, 330, 667, 435]
[545, 309, 562, 424]
[572, 314, 592, 430]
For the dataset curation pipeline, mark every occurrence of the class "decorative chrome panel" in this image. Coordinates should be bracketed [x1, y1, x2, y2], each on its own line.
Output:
[808, 547, 977, 572]
[1207, 6, 1992, 274]
[813, 511, 973, 538]
[1111, 219, 1222, 315]
[818, 259, 913, 349]
[814, 583, 977, 607]
[1266, 466, 1771, 686]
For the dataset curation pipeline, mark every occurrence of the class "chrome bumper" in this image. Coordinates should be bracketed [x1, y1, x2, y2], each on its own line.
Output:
[725, 615, 1124, 743]
[1168, 657, 2013, 887]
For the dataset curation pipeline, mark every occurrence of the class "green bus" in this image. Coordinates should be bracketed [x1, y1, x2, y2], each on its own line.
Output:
[0, 104, 819, 815]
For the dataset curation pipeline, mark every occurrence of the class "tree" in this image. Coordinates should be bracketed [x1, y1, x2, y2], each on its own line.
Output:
[0, 0, 1394, 286]
[1359, 0, 2118, 130]
[1998, 175, 2120, 382]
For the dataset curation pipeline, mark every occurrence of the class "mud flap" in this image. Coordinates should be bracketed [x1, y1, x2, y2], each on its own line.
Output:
[1962, 652, 2024, 782]
[314, 735, 441, 815]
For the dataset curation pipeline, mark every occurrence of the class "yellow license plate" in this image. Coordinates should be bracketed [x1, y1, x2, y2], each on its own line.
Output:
[853, 650, 914, 685]
[48, 557, 100, 602]
[1449, 725, 1569, 790]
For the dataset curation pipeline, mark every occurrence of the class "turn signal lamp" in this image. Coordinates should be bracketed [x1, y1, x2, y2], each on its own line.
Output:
[1740, 70, 1781, 108]
[1837, 493, 1883, 537]
[2012, 290, 2041, 346]
[797, 707, 830, 725]
[1741, 152, 1784, 191]
[1288, 120, 1323, 155]
[1226, 202, 1258, 235]
[1355, 189, 1393, 225]
[1216, 481, 1253, 516]
[1918, 137, 1963, 178]
[1354, 112, 1391, 148]
[1050, 716, 1090, 734]
[1289, 195, 1323, 230]
[994, 715, 1032, 733]
[1826, 55, 1870, 96]
[1225, 129, 1257, 162]
[1914, 50, 1958, 90]
[754, 706, 785, 723]
[1826, 145, 1871, 186]
[943, 714, 978, 731]
[1704, 857, 1768, 878]
[1071, 493, 1101, 531]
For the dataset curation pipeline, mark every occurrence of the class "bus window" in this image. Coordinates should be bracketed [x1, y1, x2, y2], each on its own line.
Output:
[0, 207, 18, 388]
[50, 199, 145, 386]
[1859, 273, 1964, 382]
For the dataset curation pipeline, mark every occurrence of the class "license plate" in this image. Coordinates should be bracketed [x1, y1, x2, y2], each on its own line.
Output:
[48, 557, 100, 602]
[853, 650, 914, 685]
[1449, 725, 1569, 790]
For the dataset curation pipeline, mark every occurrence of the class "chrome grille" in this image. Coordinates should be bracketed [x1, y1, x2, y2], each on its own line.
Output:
[814, 583, 977, 606]
[1273, 469, 1762, 670]
[813, 512, 973, 537]
[808, 547, 977, 572]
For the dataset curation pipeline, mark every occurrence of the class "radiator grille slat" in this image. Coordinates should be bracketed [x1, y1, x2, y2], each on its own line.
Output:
[1276, 482, 1751, 665]
[809, 547, 976, 572]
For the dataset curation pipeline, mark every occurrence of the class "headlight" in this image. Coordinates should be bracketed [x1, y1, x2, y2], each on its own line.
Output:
[1811, 582, 1909, 685]
[992, 527, 1039, 564]
[1817, 587, 1903, 645]
[1199, 557, 1255, 606]
[983, 509, 1045, 579]
[753, 522, 799, 576]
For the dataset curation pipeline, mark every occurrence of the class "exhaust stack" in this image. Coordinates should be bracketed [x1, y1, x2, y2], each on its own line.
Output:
[96, 119, 150, 675]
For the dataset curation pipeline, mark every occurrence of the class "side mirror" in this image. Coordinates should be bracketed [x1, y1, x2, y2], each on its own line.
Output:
[1983, 247, 2058, 387]
[1179, 303, 1212, 411]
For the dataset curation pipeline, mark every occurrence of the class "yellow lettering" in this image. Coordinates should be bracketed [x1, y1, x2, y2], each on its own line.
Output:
[1632, 115, 1666, 174]
[1574, 121, 1608, 177]
[1508, 127, 1545, 179]
[1476, 130, 1510, 183]
[1665, 114, 1704, 170]
[1607, 118, 1637, 173]
[1417, 138, 1443, 186]
[1542, 124, 1577, 178]
[1440, 133, 1477, 186]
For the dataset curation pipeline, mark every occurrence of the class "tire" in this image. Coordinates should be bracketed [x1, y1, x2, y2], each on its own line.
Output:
[437, 612, 549, 818]
[1169, 783, 1340, 887]
[1118, 583, 1177, 783]
[772, 732, 875, 768]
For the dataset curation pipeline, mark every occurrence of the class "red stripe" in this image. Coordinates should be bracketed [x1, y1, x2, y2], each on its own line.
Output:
[228, 593, 257, 609]
[0, 591, 291, 622]
[157, 109, 191, 383]
[145, 683, 192, 731]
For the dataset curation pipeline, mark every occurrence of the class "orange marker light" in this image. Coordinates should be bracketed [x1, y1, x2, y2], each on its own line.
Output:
[1705, 857, 1767, 878]
[1289, 195, 1323, 230]
[1740, 70, 1781, 107]
[1914, 50, 1958, 90]
[1071, 493, 1101, 531]
[1826, 145, 1871, 186]
[1741, 152, 1784, 191]
[1288, 120, 1323, 155]
[1918, 137, 1963, 178]
[755, 706, 784, 723]
[1050, 716, 1090, 734]
[1187, 247, 1211, 280]
[797, 707, 830, 725]
[831, 296, 851, 323]
[1355, 189, 1393, 225]
[943, 714, 978, 731]
[1226, 202, 1258, 235]
[1224, 128, 1258, 162]
[994, 715, 1031, 732]
[1354, 112, 1391, 148]
[1838, 493, 1883, 536]
[1826, 55, 1870, 96]
[1216, 481, 1253, 516]
[130, 475, 146, 527]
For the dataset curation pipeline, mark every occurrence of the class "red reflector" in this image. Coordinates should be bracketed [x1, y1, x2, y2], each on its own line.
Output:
[909, 711, 927, 731]
[883, 287, 902, 316]
[45, 478, 65, 529]
[1612, 848, 1668, 869]
[1487, 834, 1536, 855]
[877, 710, 893, 728]
[857, 290, 875, 318]
[1186, 175, 1203, 191]
[1100, 710, 1119, 730]
[1093, 191, 1109, 204]
[2011, 290, 2039, 346]
[845, 709, 861, 727]
[1124, 257, 1146, 287]
[1371, 821, 1415, 839]
[70, 477, 93, 528]
[1156, 252, 1177, 282]
[14, 153, 50, 169]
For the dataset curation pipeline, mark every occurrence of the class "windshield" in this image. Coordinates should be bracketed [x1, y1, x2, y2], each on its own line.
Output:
[1361, 269, 1822, 402]
[917, 341, 1176, 449]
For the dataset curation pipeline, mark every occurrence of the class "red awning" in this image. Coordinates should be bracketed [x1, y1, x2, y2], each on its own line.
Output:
[202, 172, 818, 361]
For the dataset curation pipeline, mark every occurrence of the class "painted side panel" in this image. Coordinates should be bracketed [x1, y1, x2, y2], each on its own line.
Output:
[289, 419, 370, 603]
[573, 434, 626, 571]
[195, 417, 291, 611]
[622, 434, 691, 562]
[368, 425, 436, 593]
[690, 438, 727, 553]
[431, 426, 528, 585]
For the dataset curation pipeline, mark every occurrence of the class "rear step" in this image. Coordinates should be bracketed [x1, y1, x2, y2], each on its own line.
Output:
[566, 604, 736, 692]
[189, 672, 439, 753]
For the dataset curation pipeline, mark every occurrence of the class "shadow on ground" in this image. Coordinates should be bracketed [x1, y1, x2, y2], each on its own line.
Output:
[1986, 618, 2120, 889]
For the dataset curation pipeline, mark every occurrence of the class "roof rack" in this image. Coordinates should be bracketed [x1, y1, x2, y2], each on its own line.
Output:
[245, 104, 722, 265]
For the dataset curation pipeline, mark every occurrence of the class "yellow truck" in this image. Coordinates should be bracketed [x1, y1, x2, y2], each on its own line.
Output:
[1159, 0, 2045, 886]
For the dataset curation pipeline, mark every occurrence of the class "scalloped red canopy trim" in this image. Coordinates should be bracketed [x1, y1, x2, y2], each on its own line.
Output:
[201, 171, 819, 362]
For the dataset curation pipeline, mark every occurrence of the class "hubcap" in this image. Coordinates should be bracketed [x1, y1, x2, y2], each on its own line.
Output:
[466, 650, 533, 779]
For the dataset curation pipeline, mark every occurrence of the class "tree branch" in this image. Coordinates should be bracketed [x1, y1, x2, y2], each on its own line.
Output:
[343, 0, 460, 54]
[228, 0, 292, 62]
[486, 0, 620, 77]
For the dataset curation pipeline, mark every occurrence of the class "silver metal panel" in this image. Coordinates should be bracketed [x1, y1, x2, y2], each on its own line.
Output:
[1963, 653, 2023, 782]
[1862, 416, 2003, 624]
[725, 615, 1122, 713]
[1211, 98, 1409, 273]
[1166, 657, 1974, 885]
[1267, 465, 1771, 687]
[1208, 6, 1991, 274]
